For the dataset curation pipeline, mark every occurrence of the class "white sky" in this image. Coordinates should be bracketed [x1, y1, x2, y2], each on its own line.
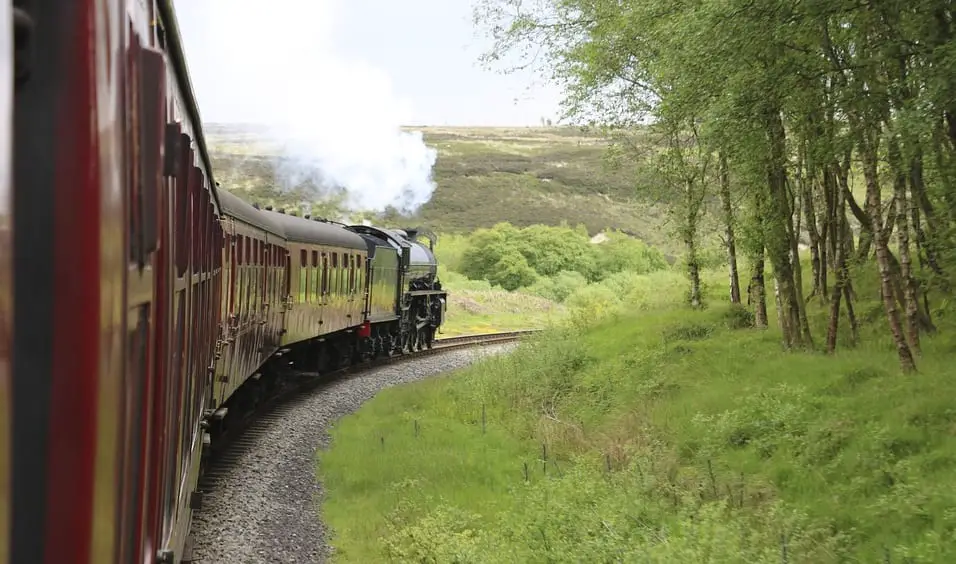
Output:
[173, 0, 564, 127]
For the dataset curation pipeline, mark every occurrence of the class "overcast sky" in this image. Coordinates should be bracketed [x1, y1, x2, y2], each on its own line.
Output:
[173, 0, 563, 127]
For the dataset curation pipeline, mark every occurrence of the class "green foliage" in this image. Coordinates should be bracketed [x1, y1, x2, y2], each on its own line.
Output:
[382, 458, 845, 563]
[592, 230, 671, 278]
[320, 296, 956, 563]
[527, 270, 588, 302]
[458, 222, 668, 290]
[486, 248, 539, 291]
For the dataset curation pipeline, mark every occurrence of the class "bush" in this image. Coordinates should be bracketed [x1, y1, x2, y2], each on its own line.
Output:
[455, 223, 668, 289]
[527, 270, 589, 302]
[486, 248, 538, 291]
[565, 284, 620, 319]
[592, 230, 669, 279]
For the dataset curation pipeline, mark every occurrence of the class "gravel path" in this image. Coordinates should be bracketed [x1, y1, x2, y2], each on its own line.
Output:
[189, 343, 516, 564]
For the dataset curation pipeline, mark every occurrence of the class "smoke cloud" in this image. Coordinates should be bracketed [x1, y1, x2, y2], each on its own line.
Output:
[174, 0, 438, 213]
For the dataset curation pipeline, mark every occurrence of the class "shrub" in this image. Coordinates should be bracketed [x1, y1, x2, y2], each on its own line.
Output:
[527, 270, 589, 302]
[455, 223, 667, 289]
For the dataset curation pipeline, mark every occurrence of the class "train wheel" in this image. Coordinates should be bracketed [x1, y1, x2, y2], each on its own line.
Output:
[388, 333, 400, 357]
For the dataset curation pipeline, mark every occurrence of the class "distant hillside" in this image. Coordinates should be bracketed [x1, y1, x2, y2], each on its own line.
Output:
[204, 124, 679, 252]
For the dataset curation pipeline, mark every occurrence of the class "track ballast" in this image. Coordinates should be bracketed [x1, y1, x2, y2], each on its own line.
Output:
[186, 331, 533, 563]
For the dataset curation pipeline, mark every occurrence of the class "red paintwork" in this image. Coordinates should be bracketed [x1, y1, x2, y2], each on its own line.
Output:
[47, 2, 101, 562]
[5, 1, 443, 563]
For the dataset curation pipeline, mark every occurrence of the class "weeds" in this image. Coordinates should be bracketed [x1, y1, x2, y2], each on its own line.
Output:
[319, 268, 956, 563]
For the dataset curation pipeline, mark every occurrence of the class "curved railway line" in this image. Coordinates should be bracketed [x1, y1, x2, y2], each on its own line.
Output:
[188, 330, 537, 562]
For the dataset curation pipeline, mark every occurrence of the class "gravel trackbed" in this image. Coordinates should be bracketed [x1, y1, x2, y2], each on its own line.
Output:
[189, 343, 516, 563]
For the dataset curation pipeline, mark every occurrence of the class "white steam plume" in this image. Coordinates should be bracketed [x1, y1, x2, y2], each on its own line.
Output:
[175, 0, 438, 213]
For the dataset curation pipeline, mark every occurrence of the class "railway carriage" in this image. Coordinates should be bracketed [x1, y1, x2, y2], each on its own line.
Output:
[262, 210, 368, 347]
[10, 1, 224, 563]
[212, 189, 287, 410]
[4, 2, 449, 563]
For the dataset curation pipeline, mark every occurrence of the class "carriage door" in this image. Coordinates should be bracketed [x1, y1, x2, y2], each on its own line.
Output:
[121, 29, 166, 564]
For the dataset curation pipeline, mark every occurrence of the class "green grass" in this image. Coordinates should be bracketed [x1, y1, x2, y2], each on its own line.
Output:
[439, 287, 563, 337]
[433, 235, 568, 336]
[318, 267, 956, 563]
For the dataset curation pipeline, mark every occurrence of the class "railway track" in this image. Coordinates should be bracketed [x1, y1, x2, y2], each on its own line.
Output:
[188, 330, 536, 561]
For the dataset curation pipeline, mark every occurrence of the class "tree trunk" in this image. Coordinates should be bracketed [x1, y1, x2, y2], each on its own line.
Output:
[790, 192, 814, 347]
[908, 149, 948, 286]
[826, 173, 848, 354]
[825, 273, 843, 354]
[765, 108, 804, 348]
[841, 193, 859, 345]
[719, 152, 741, 304]
[749, 248, 768, 328]
[841, 175, 874, 262]
[889, 137, 922, 354]
[802, 169, 824, 302]
[909, 191, 939, 334]
[861, 134, 916, 372]
[684, 181, 702, 309]
[844, 278, 859, 346]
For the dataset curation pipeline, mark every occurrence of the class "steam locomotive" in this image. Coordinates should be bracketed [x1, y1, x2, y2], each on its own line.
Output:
[2, 2, 446, 563]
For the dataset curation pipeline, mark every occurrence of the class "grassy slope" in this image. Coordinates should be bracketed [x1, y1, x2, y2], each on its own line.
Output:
[318, 267, 956, 563]
[414, 127, 672, 250]
[205, 124, 682, 255]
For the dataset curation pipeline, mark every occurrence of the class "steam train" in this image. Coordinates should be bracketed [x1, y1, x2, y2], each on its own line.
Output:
[1, 2, 446, 564]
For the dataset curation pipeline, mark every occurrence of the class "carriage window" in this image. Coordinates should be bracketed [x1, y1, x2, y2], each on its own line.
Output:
[310, 250, 319, 300]
[349, 255, 356, 294]
[244, 237, 251, 264]
[320, 254, 328, 295]
[228, 235, 237, 313]
[298, 249, 308, 303]
[331, 252, 339, 294]
[190, 168, 203, 271]
[342, 253, 347, 293]
[175, 135, 192, 277]
[355, 254, 361, 292]
[236, 236, 244, 265]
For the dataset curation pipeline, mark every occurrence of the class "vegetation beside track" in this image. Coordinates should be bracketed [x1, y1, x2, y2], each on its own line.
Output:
[318, 263, 956, 563]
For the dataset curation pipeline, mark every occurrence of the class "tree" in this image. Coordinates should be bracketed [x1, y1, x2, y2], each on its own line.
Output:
[474, 0, 956, 371]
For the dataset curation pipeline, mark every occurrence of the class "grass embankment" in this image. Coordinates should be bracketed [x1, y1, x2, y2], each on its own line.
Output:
[319, 268, 956, 563]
